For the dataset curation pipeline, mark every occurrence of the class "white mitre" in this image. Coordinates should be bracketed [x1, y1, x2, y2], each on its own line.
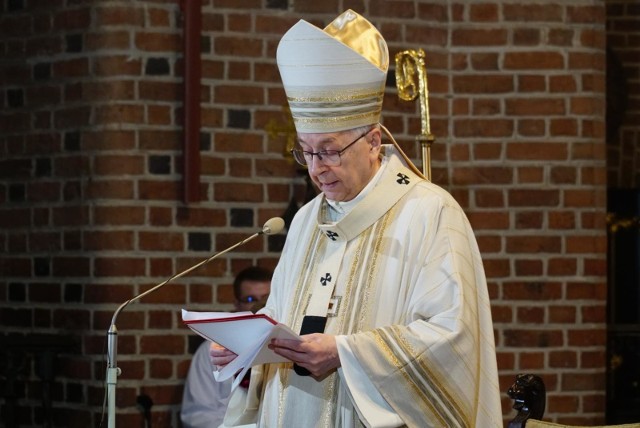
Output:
[276, 9, 389, 133]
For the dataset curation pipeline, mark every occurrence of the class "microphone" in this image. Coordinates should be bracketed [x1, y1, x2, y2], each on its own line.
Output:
[262, 217, 285, 235]
[104, 217, 285, 428]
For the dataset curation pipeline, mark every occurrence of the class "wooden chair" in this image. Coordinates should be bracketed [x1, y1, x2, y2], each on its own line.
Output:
[507, 374, 640, 428]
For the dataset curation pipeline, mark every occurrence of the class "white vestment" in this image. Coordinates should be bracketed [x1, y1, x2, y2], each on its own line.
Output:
[223, 149, 502, 428]
[181, 341, 233, 428]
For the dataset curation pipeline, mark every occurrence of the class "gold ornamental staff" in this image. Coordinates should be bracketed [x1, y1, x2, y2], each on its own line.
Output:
[395, 48, 436, 181]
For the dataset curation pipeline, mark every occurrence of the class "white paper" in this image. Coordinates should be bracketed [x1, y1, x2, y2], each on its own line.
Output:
[181, 309, 300, 385]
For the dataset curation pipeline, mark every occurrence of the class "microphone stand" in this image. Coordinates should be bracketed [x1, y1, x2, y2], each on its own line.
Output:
[106, 227, 272, 428]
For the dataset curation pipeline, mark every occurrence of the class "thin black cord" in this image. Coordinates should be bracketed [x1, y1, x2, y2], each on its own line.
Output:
[99, 331, 108, 427]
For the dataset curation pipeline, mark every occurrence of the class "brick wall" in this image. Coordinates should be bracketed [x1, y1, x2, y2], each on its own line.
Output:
[0, 1, 609, 426]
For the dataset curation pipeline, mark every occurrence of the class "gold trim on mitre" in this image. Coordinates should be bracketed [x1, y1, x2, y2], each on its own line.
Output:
[276, 10, 389, 133]
[323, 10, 389, 73]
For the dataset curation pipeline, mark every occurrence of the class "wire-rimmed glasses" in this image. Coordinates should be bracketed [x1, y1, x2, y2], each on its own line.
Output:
[290, 131, 370, 167]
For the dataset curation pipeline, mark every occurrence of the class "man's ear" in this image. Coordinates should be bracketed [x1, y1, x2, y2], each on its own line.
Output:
[368, 127, 383, 153]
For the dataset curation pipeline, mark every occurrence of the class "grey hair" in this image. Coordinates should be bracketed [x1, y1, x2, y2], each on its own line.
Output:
[348, 123, 380, 138]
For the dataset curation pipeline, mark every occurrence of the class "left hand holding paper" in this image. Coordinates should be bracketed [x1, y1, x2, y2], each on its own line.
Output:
[269, 333, 341, 377]
[209, 342, 237, 369]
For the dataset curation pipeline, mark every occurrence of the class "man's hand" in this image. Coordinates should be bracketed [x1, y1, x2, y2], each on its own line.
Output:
[268, 333, 340, 377]
[209, 342, 237, 370]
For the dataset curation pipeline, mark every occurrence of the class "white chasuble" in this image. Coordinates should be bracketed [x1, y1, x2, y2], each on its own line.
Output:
[223, 152, 502, 428]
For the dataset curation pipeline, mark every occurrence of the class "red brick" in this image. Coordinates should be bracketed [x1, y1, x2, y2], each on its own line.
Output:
[581, 350, 606, 369]
[82, 81, 135, 101]
[84, 231, 134, 251]
[519, 352, 545, 370]
[515, 259, 543, 276]
[95, 104, 145, 124]
[504, 52, 565, 70]
[472, 99, 501, 116]
[52, 256, 91, 276]
[549, 211, 576, 229]
[148, 7, 171, 27]
[470, 4, 498, 21]
[582, 304, 606, 323]
[547, 395, 580, 413]
[503, 281, 563, 300]
[494, 354, 512, 374]
[85, 284, 135, 304]
[515, 211, 543, 229]
[27, 182, 61, 202]
[571, 96, 604, 115]
[92, 54, 141, 76]
[475, 189, 504, 208]
[149, 206, 173, 226]
[94, 257, 145, 277]
[139, 180, 180, 201]
[228, 61, 251, 80]
[483, 258, 510, 277]
[568, 329, 606, 347]
[452, 29, 507, 46]
[584, 257, 607, 276]
[140, 335, 185, 355]
[148, 310, 174, 329]
[138, 231, 184, 251]
[567, 235, 605, 255]
[135, 32, 181, 52]
[214, 85, 264, 104]
[54, 106, 92, 128]
[507, 143, 568, 160]
[473, 143, 502, 160]
[53, 308, 90, 329]
[214, 36, 262, 57]
[548, 257, 578, 276]
[85, 180, 135, 199]
[549, 305, 577, 323]
[467, 212, 510, 230]
[370, 0, 415, 18]
[416, 3, 448, 21]
[96, 5, 145, 26]
[52, 206, 90, 226]
[94, 155, 144, 176]
[562, 372, 606, 391]
[514, 29, 541, 46]
[470, 53, 499, 70]
[252, 15, 294, 34]
[453, 75, 513, 93]
[149, 358, 173, 378]
[454, 119, 513, 137]
[54, 7, 91, 30]
[509, 189, 560, 207]
[517, 166, 544, 184]
[516, 306, 544, 323]
[504, 4, 563, 21]
[503, 329, 564, 347]
[52, 58, 89, 78]
[214, 183, 264, 202]
[405, 25, 447, 45]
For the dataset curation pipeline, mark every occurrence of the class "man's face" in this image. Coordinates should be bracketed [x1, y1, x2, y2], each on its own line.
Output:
[234, 279, 271, 313]
[298, 128, 382, 202]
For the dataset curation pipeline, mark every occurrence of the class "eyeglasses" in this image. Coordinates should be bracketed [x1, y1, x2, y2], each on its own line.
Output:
[290, 130, 370, 167]
[237, 295, 266, 304]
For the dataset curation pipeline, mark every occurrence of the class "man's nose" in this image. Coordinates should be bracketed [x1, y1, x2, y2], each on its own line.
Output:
[307, 155, 328, 174]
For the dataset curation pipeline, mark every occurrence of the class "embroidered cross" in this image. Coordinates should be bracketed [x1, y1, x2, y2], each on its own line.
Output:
[325, 231, 339, 241]
[396, 173, 410, 184]
[320, 273, 332, 286]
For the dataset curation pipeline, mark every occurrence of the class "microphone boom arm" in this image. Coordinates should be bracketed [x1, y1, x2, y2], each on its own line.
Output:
[109, 230, 262, 327]
[106, 217, 284, 428]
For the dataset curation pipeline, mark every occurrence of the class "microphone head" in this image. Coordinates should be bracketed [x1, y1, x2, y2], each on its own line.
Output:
[262, 217, 285, 235]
